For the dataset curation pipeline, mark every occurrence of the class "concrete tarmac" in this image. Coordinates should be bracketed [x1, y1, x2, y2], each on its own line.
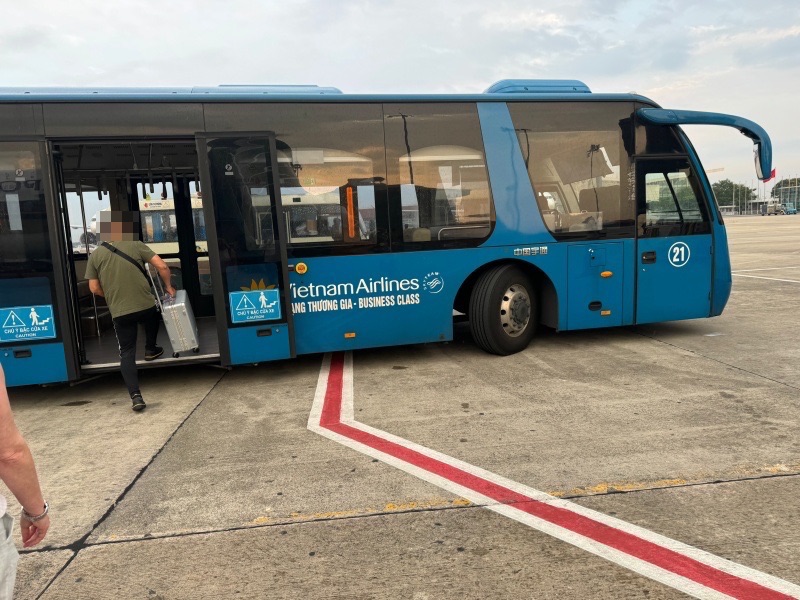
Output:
[3, 215, 798, 599]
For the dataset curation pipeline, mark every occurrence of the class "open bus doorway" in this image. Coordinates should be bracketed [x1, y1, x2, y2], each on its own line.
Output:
[53, 140, 221, 372]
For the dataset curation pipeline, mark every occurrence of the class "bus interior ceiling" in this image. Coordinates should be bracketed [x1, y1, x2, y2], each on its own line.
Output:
[56, 140, 220, 370]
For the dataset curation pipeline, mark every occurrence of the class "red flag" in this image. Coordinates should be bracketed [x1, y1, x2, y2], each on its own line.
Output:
[765, 168, 776, 182]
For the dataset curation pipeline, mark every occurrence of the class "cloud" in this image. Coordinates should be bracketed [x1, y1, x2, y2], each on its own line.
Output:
[693, 24, 800, 54]
[0, 0, 795, 189]
[480, 9, 567, 33]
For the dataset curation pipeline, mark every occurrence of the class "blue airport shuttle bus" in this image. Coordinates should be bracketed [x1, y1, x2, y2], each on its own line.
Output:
[0, 81, 772, 387]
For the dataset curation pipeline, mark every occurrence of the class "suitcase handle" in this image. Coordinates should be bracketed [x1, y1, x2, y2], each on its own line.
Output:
[146, 264, 175, 311]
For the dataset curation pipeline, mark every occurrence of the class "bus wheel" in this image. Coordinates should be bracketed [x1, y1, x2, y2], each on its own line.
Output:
[469, 265, 536, 355]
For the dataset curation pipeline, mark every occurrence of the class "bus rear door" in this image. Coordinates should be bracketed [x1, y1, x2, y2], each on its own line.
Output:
[635, 158, 713, 324]
[196, 134, 295, 365]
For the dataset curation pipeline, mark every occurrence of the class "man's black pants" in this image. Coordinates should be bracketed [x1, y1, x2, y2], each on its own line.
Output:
[112, 306, 160, 397]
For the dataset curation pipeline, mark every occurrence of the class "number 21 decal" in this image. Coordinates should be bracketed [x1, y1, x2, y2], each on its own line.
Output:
[668, 241, 691, 268]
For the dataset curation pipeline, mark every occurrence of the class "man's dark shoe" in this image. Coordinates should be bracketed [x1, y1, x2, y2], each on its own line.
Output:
[144, 346, 164, 361]
[131, 393, 146, 412]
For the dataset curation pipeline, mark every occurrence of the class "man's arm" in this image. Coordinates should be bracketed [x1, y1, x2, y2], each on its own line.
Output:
[85, 255, 102, 297]
[88, 278, 104, 297]
[149, 255, 176, 297]
[0, 366, 50, 547]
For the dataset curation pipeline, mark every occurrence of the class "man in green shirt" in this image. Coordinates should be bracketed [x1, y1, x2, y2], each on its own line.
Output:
[85, 211, 176, 412]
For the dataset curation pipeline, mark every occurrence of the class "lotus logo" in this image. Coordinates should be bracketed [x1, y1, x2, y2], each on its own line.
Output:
[423, 272, 444, 294]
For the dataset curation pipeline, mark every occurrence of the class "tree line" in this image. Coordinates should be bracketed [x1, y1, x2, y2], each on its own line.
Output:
[711, 178, 799, 213]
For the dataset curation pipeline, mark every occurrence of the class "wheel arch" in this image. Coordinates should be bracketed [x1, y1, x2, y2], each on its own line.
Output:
[453, 259, 559, 329]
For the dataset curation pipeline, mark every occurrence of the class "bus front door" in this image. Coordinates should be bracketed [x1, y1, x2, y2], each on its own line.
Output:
[196, 134, 295, 366]
[635, 158, 713, 324]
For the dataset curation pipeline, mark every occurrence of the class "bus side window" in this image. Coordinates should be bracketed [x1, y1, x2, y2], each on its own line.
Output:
[279, 171, 378, 247]
[508, 102, 636, 239]
[639, 160, 710, 238]
[262, 104, 386, 255]
[385, 103, 494, 249]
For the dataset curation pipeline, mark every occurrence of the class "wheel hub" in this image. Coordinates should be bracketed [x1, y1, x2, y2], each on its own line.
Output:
[499, 284, 531, 337]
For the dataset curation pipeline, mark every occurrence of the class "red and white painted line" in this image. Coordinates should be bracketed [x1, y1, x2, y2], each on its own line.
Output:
[308, 352, 800, 600]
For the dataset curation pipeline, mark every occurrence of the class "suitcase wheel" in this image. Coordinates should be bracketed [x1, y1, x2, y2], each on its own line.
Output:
[172, 352, 180, 359]
[192, 347, 199, 353]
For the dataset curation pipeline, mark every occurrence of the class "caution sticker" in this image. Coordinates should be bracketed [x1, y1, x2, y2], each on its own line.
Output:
[228, 290, 281, 323]
[1, 305, 57, 342]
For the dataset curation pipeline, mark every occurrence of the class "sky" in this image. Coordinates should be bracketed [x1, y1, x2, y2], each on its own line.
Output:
[3, 0, 798, 196]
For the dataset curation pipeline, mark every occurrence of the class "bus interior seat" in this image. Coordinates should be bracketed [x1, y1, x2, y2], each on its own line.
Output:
[403, 227, 431, 242]
[541, 212, 557, 230]
[536, 192, 550, 211]
[77, 280, 112, 338]
[536, 193, 557, 230]
[579, 185, 621, 226]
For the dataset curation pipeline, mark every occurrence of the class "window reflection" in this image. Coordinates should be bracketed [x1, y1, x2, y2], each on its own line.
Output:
[640, 160, 709, 237]
[0, 146, 52, 270]
[277, 147, 378, 245]
[508, 103, 635, 238]
[385, 104, 493, 246]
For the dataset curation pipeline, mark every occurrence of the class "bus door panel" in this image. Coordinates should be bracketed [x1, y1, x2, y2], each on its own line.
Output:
[566, 243, 625, 329]
[635, 158, 713, 324]
[196, 133, 295, 365]
[0, 141, 76, 385]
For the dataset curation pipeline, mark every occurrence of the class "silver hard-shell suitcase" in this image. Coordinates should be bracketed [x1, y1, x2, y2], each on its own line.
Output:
[147, 267, 200, 358]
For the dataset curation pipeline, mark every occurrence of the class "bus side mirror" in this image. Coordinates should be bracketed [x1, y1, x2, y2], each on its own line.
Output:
[754, 143, 764, 180]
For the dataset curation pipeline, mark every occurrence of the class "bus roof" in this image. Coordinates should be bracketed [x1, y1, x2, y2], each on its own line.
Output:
[0, 80, 657, 104]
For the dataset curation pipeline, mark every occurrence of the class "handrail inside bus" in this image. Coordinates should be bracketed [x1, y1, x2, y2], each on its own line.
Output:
[637, 108, 773, 181]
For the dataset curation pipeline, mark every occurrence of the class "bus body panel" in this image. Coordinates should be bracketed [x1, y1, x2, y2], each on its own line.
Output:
[288, 247, 568, 355]
[476, 102, 555, 245]
[228, 325, 292, 365]
[0, 103, 40, 136]
[289, 238, 638, 354]
[289, 251, 475, 355]
[635, 234, 713, 324]
[710, 220, 732, 317]
[42, 103, 206, 137]
[566, 242, 626, 329]
[0, 342, 68, 387]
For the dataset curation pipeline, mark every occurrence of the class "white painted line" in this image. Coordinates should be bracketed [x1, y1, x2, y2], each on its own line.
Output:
[732, 267, 800, 273]
[308, 352, 800, 600]
[732, 274, 800, 284]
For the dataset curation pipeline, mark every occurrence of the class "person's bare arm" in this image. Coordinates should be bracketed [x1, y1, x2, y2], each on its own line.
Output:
[0, 366, 50, 547]
[88, 278, 104, 297]
[149, 255, 176, 297]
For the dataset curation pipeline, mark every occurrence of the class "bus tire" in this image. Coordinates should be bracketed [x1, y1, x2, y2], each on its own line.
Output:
[469, 265, 536, 355]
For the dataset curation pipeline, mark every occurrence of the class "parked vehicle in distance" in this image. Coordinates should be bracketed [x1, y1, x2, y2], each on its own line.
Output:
[765, 200, 787, 215]
[784, 204, 797, 215]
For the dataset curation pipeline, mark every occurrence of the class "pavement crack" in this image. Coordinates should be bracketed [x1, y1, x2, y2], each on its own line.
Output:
[633, 328, 800, 392]
[30, 369, 229, 600]
[30, 502, 485, 551]
[25, 470, 800, 557]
